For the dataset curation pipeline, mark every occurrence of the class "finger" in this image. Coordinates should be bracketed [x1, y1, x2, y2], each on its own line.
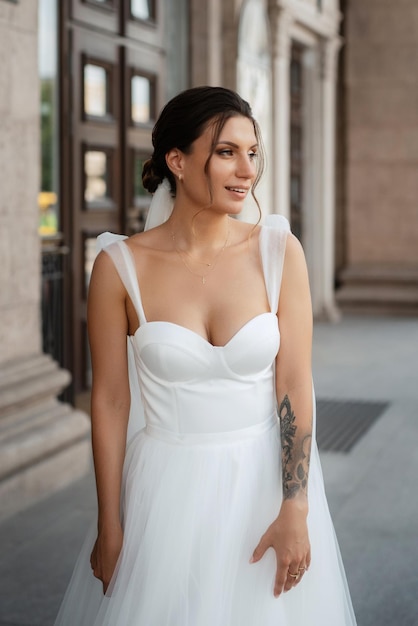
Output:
[306, 548, 312, 570]
[274, 561, 290, 597]
[285, 560, 309, 591]
[284, 568, 300, 592]
[296, 564, 307, 582]
[250, 535, 270, 564]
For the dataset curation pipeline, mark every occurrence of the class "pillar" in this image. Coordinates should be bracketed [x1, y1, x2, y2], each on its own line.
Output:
[0, 0, 90, 522]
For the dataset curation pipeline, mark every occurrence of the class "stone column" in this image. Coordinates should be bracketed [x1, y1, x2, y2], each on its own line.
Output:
[189, 0, 223, 86]
[317, 36, 341, 320]
[269, 2, 293, 221]
[0, 0, 90, 521]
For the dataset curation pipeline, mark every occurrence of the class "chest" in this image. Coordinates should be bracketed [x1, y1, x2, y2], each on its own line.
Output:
[128, 245, 271, 346]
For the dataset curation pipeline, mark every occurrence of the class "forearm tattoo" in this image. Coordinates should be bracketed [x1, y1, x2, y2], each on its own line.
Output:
[279, 395, 312, 500]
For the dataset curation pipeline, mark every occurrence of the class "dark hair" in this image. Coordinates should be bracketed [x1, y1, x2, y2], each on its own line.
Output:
[142, 86, 264, 202]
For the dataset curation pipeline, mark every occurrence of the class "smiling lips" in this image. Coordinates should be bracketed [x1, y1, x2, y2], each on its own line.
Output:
[226, 187, 249, 194]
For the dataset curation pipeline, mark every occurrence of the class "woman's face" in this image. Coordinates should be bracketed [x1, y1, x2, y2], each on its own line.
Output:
[180, 114, 259, 215]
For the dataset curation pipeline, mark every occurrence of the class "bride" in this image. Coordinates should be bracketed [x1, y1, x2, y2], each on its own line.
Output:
[55, 85, 356, 625]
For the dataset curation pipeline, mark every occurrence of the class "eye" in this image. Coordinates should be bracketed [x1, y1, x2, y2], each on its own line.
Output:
[217, 149, 234, 157]
[249, 151, 258, 160]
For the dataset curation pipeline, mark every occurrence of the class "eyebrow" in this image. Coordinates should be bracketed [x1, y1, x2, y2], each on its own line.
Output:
[216, 140, 259, 150]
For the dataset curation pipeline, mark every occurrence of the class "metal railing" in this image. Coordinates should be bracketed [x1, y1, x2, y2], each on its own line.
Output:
[41, 236, 69, 369]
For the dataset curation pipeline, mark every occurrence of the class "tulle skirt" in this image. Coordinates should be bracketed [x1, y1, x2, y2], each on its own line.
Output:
[54, 415, 356, 625]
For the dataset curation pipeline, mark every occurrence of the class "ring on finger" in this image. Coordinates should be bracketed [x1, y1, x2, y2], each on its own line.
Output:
[288, 571, 299, 579]
[298, 566, 306, 572]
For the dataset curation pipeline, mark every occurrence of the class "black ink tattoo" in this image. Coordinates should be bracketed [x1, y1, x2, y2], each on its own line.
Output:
[279, 395, 312, 500]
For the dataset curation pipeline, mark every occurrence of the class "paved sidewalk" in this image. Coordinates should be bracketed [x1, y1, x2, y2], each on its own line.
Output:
[1, 316, 417, 626]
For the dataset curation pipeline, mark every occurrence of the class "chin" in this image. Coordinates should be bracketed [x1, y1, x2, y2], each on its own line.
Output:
[226, 203, 245, 216]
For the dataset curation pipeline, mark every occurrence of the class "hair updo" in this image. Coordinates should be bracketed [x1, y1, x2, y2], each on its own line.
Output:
[142, 86, 264, 196]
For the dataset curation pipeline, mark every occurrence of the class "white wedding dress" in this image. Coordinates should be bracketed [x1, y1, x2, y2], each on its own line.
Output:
[55, 217, 357, 625]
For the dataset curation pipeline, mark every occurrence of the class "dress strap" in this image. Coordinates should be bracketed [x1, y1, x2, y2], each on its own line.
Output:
[97, 232, 147, 325]
[96, 232, 146, 441]
[260, 215, 291, 313]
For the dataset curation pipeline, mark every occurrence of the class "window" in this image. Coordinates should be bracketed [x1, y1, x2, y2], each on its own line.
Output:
[83, 147, 115, 210]
[130, 0, 155, 22]
[131, 73, 156, 125]
[83, 60, 114, 120]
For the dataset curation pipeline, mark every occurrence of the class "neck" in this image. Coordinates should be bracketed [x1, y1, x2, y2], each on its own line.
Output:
[167, 204, 231, 251]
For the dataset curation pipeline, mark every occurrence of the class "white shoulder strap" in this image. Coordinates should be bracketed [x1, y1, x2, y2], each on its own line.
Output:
[260, 215, 291, 313]
[96, 232, 146, 441]
[97, 232, 146, 325]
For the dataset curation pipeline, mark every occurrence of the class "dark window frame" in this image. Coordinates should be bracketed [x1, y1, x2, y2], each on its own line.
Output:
[81, 54, 116, 123]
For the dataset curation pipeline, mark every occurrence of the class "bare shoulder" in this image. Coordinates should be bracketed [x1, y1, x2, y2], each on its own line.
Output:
[282, 233, 308, 277]
[280, 233, 311, 311]
[125, 225, 172, 256]
[89, 249, 125, 298]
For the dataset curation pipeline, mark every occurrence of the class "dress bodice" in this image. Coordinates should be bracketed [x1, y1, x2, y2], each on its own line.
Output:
[98, 216, 289, 438]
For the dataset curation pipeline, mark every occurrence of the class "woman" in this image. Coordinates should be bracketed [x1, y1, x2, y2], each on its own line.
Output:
[55, 86, 356, 625]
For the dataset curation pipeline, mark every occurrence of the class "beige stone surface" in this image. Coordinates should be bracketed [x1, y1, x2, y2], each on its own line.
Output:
[0, 0, 38, 32]
[11, 30, 39, 120]
[339, 0, 418, 312]
[0, 437, 91, 522]
[347, 84, 418, 127]
[347, 2, 418, 45]
[0, 304, 41, 364]
[347, 44, 418, 84]
[0, 0, 40, 362]
[0, 28, 11, 116]
[349, 127, 418, 163]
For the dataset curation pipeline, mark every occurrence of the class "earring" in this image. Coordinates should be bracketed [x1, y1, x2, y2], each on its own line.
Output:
[178, 174, 183, 182]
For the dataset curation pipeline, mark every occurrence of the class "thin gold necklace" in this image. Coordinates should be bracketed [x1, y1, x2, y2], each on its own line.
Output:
[171, 227, 230, 285]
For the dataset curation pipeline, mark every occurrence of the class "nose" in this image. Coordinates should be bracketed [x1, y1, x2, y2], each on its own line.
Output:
[237, 154, 256, 179]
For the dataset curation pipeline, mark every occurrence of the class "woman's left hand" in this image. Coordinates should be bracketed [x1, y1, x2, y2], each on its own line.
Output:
[250, 500, 311, 597]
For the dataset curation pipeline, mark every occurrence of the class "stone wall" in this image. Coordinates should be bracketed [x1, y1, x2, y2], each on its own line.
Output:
[337, 0, 418, 312]
[0, 0, 41, 363]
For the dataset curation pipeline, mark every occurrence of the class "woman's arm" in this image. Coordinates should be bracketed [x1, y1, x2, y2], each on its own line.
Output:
[276, 233, 313, 506]
[87, 251, 131, 593]
[251, 233, 313, 597]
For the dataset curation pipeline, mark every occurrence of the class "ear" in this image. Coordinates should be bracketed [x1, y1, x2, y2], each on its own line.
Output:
[165, 148, 185, 179]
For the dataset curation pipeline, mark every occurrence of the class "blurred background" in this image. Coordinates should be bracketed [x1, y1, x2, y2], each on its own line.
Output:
[0, 0, 417, 624]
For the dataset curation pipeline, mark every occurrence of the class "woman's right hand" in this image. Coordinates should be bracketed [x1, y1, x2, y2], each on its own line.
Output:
[90, 524, 123, 594]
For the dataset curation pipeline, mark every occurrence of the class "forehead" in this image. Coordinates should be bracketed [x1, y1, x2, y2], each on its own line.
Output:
[217, 115, 257, 143]
[199, 114, 257, 146]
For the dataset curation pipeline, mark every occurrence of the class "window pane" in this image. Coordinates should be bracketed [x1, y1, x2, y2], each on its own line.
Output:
[131, 0, 154, 20]
[84, 150, 109, 203]
[131, 75, 152, 124]
[84, 64, 108, 117]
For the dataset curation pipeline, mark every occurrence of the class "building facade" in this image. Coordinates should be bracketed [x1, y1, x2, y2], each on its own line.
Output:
[1, 0, 416, 515]
[336, 0, 418, 313]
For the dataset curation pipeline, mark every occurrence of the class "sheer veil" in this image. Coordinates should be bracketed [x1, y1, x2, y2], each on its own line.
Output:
[143, 178, 174, 231]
